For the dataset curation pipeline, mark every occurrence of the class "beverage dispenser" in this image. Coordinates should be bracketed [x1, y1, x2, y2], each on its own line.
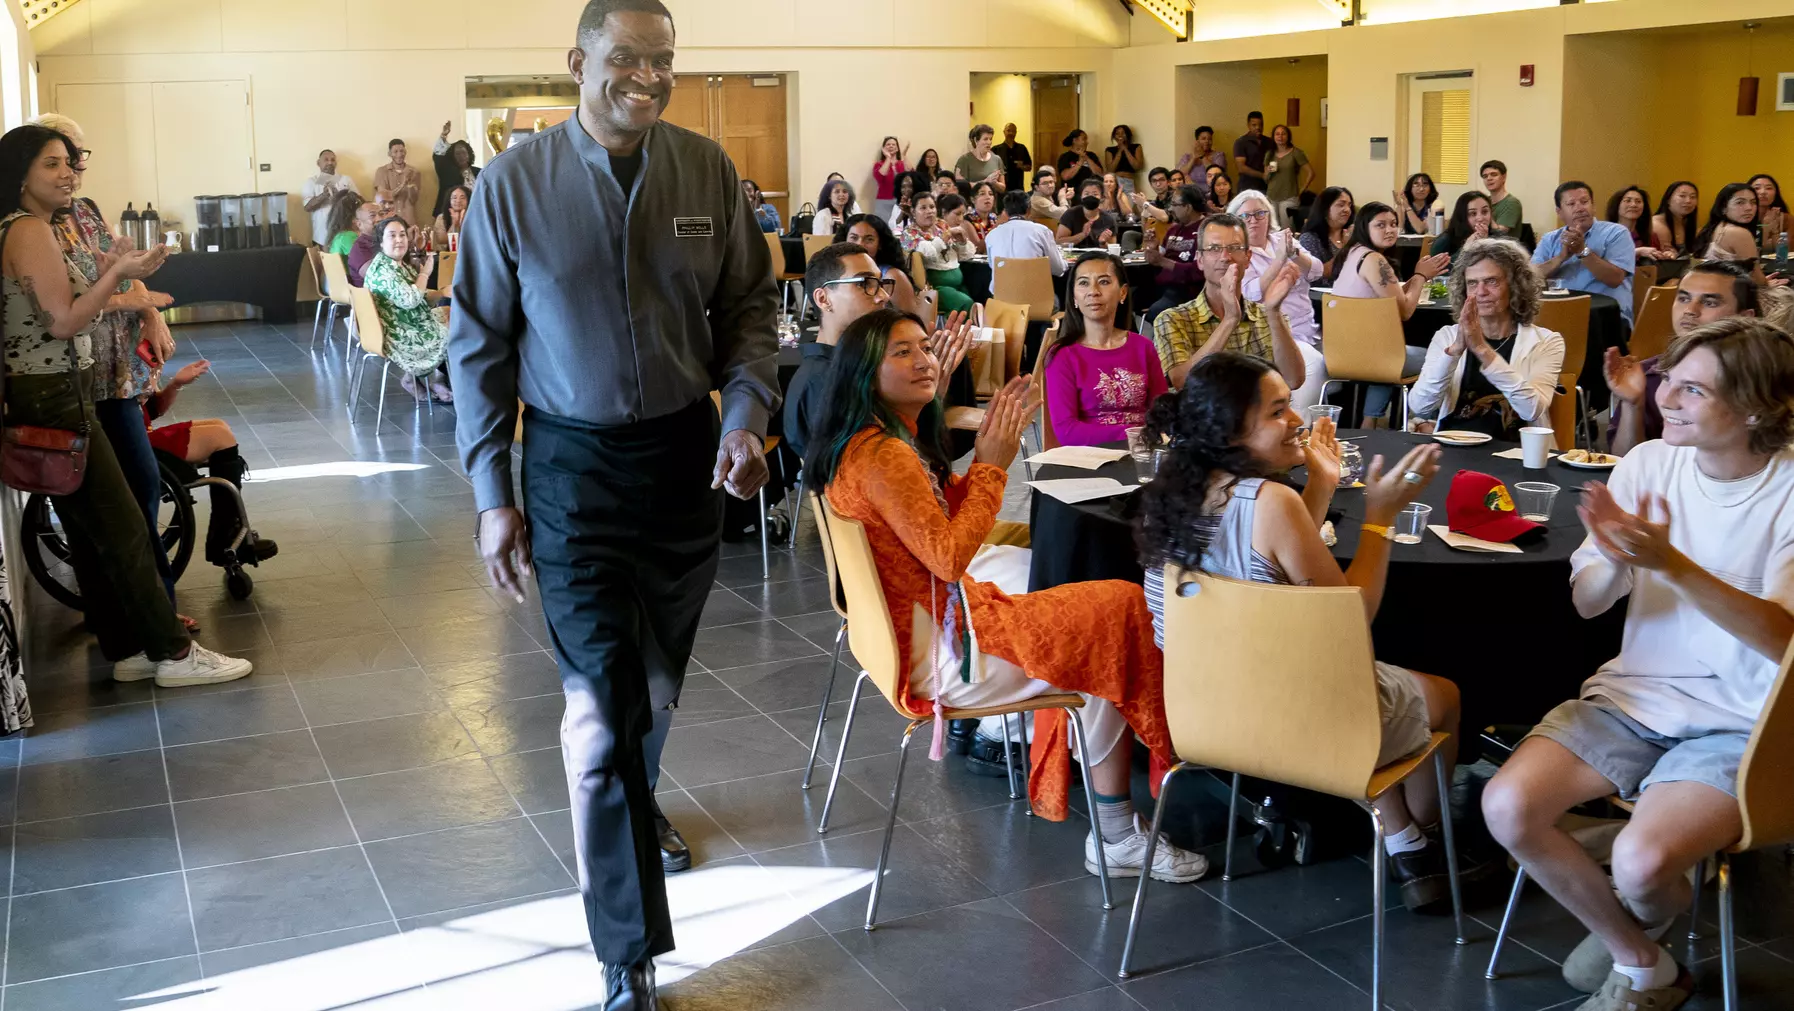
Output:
[242, 193, 264, 249]
[194, 195, 222, 252]
[264, 192, 290, 245]
[220, 194, 243, 251]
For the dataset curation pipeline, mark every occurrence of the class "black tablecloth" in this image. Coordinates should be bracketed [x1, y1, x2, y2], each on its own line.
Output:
[154, 245, 309, 324]
[1027, 429, 1625, 734]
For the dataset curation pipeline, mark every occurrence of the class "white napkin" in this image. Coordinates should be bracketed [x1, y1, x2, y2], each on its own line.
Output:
[1028, 478, 1139, 504]
[1491, 447, 1558, 461]
[1428, 525, 1523, 553]
[973, 327, 1004, 343]
[1026, 446, 1131, 470]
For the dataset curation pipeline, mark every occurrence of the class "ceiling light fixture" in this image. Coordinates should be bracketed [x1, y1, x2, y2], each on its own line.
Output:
[1134, 0, 1193, 39]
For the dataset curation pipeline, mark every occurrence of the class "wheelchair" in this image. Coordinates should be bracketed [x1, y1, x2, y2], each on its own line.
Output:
[20, 448, 264, 608]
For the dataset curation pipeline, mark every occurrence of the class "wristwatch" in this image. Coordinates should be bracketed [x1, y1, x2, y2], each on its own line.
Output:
[1361, 523, 1394, 540]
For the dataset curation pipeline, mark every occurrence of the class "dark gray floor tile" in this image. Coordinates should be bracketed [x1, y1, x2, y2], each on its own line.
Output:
[771, 609, 851, 652]
[274, 630, 419, 682]
[197, 612, 274, 651]
[659, 934, 903, 1011]
[176, 782, 357, 867]
[164, 728, 331, 801]
[249, 572, 375, 609]
[758, 822, 991, 932]
[836, 746, 1021, 826]
[292, 667, 445, 727]
[1122, 940, 1362, 1010]
[311, 710, 481, 778]
[336, 753, 521, 841]
[6, 872, 195, 983]
[16, 750, 170, 821]
[690, 620, 823, 671]
[1200, 853, 1389, 939]
[452, 692, 564, 756]
[376, 587, 509, 629]
[0, 764, 15, 824]
[156, 684, 307, 746]
[528, 810, 578, 879]
[154, 646, 290, 699]
[915, 799, 1093, 896]
[3, 956, 206, 1011]
[20, 702, 160, 766]
[766, 694, 914, 765]
[186, 846, 393, 951]
[355, 561, 483, 598]
[709, 655, 846, 715]
[835, 896, 1111, 1010]
[1683, 944, 1794, 1010]
[713, 550, 821, 588]
[665, 673, 761, 727]
[260, 600, 395, 646]
[654, 788, 746, 867]
[1010, 872, 1273, 980]
[396, 614, 542, 667]
[12, 804, 181, 895]
[734, 575, 839, 618]
[1021, 988, 1148, 1010]
[431, 651, 563, 708]
[488, 747, 569, 816]
[20, 669, 155, 717]
[364, 818, 572, 919]
[198, 921, 401, 978]
[697, 587, 764, 628]
[685, 768, 889, 854]
[659, 714, 812, 788]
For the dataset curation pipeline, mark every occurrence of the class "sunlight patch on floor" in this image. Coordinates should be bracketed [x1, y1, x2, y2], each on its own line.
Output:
[244, 461, 433, 482]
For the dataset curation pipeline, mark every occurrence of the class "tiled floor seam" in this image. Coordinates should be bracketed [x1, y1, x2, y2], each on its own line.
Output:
[150, 673, 207, 978]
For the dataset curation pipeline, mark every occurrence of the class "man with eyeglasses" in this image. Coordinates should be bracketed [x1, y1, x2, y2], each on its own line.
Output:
[1151, 211, 1305, 390]
[1141, 184, 1207, 323]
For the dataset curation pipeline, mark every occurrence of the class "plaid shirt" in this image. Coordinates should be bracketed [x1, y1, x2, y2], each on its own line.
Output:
[1150, 291, 1274, 376]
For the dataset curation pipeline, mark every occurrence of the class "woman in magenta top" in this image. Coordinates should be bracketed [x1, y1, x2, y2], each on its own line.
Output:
[1044, 252, 1170, 446]
[872, 135, 908, 220]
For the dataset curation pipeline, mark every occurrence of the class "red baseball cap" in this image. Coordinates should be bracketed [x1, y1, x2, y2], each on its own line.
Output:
[1446, 471, 1543, 543]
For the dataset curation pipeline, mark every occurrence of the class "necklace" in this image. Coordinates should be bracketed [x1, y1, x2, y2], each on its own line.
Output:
[1693, 453, 1777, 506]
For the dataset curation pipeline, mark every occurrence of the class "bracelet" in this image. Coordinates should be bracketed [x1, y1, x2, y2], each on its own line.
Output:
[1361, 523, 1394, 541]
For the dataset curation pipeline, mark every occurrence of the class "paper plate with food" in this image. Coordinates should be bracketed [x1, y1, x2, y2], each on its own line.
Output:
[1431, 430, 1493, 446]
[1557, 449, 1621, 470]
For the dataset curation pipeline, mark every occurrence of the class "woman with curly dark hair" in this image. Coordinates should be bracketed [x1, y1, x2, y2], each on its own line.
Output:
[1132, 350, 1459, 911]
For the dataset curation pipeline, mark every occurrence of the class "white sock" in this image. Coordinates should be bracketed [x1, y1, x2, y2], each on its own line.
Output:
[1383, 822, 1427, 855]
[1613, 946, 1678, 991]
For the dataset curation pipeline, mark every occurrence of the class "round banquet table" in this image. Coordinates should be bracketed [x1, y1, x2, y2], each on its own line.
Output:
[1308, 290, 1625, 412]
[1026, 429, 1626, 742]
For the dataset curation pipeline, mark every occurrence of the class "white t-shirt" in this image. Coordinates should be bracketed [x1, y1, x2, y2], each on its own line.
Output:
[1571, 439, 1794, 738]
[301, 172, 357, 246]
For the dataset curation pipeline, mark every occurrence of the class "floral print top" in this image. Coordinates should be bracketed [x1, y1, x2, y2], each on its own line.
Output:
[54, 198, 149, 399]
[3, 210, 94, 377]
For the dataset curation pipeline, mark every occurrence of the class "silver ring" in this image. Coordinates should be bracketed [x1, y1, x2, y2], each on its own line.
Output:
[1402, 470, 1424, 485]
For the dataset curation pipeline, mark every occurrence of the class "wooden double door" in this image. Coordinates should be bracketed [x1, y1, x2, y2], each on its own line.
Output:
[662, 74, 790, 221]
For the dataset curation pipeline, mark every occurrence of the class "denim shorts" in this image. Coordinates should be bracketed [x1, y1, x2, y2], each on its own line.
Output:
[1526, 696, 1747, 800]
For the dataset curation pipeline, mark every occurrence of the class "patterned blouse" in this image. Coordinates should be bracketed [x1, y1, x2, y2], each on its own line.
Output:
[55, 198, 148, 399]
[363, 252, 450, 377]
[3, 210, 94, 377]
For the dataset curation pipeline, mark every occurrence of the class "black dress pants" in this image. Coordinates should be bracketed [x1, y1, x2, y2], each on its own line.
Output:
[521, 397, 723, 966]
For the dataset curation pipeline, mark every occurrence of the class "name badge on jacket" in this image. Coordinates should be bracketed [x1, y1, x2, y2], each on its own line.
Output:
[674, 217, 714, 238]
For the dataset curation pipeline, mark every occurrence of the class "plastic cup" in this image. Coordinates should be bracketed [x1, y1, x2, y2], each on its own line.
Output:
[1126, 426, 1150, 464]
[1514, 481, 1560, 523]
[1394, 503, 1431, 544]
[1520, 426, 1554, 469]
[1138, 449, 1164, 484]
[1306, 404, 1341, 428]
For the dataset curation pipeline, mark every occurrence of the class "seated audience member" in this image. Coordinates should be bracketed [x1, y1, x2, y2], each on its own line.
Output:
[1397, 172, 1439, 234]
[1144, 166, 1173, 213]
[363, 216, 451, 402]
[1152, 212, 1304, 391]
[889, 170, 924, 230]
[1607, 186, 1663, 260]
[841, 212, 923, 316]
[1057, 178, 1118, 250]
[744, 178, 781, 233]
[1142, 184, 1206, 320]
[1043, 252, 1169, 445]
[430, 125, 480, 220]
[955, 125, 1005, 191]
[1057, 130, 1103, 194]
[143, 359, 278, 567]
[1605, 261, 1759, 456]
[811, 308, 1207, 880]
[1029, 167, 1071, 226]
[1651, 181, 1699, 257]
[915, 148, 943, 184]
[785, 243, 894, 461]
[1748, 173, 1787, 252]
[325, 191, 366, 256]
[1409, 238, 1564, 441]
[813, 179, 857, 237]
[1176, 125, 1228, 178]
[1102, 125, 1144, 193]
[1099, 172, 1135, 221]
[984, 189, 1067, 277]
[1480, 160, 1522, 236]
[1262, 124, 1313, 228]
[1299, 185, 1354, 282]
[1136, 354, 1462, 911]
[1695, 183, 1768, 271]
[1429, 191, 1494, 263]
[1333, 201, 1448, 419]
[1232, 189, 1327, 409]
[432, 184, 471, 250]
[965, 181, 999, 247]
[900, 192, 975, 314]
[1482, 315, 1794, 1011]
[1205, 168, 1234, 215]
[1533, 180, 1639, 326]
[1168, 169, 1188, 192]
[932, 173, 961, 199]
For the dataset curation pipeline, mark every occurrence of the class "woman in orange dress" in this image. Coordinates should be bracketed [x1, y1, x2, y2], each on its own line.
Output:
[809, 306, 1206, 883]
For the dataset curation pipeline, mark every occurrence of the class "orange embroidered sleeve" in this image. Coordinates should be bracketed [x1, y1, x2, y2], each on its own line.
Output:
[845, 435, 1007, 582]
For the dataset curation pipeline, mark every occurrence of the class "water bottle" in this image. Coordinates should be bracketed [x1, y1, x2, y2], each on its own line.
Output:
[1431, 209, 1444, 236]
[141, 203, 160, 249]
[119, 203, 138, 246]
[1777, 231, 1789, 275]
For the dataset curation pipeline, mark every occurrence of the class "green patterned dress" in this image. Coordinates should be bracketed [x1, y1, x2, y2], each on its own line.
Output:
[363, 252, 449, 376]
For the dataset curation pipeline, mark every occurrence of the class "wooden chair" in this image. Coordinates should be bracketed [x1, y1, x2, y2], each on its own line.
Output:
[1029, 319, 1063, 458]
[908, 250, 929, 295]
[765, 231, 802, 316]
[1486, 640, 1794, 1011]
[1317, 295, 1415, 430]
[813, 498, 1115, 927]
[317, 253, 356, 362]
[1632, 261, 1658, 323]
[346, 287, 400, 428]
[798, 489, 853, 791]
[1628, 283, 1680, 362]
[801, 233, 835, 263]
[1119, 570, 1466, 1007]
[1548, 371, 1579, 452]
[993, 256, 1058, 322]
[709, 390, 780, 580]
[437, 251, 457, 293]
[1535, 294, 1593, 448]
[1417, 234, 1435, 260]
[945, 298, 1031, 434]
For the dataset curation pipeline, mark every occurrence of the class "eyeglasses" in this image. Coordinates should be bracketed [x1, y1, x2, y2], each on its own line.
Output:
[821, 276, 897, 297]
[1239, 209, 1271, 221]
[1202, 243, 1250, 254]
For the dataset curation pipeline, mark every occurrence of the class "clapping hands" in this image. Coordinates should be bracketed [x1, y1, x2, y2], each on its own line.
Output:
[973, 375, 1039, 470]
[929, 310, 975, 383]
[1579, 484, 1682, 572]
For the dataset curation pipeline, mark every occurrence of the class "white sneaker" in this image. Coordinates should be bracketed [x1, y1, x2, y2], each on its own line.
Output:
[155, 645, 253, 688]
[113, 653, 158, 683]
[1085, 815, 1210, 883]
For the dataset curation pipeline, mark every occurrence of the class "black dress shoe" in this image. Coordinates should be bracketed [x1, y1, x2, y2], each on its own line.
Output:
[965, 735, 1027, 778]
[1386, 844, 1452, 913]
[946, 718, 978, 755]
[652, 800, 691, 874]
[603, 959, 657, 1011]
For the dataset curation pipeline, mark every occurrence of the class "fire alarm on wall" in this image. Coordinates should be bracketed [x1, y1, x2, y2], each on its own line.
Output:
[1520, 64, 1535, 87]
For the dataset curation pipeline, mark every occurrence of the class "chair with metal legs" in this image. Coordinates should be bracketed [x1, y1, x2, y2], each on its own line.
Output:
[317, 253, 356, 361]
[798, 490, 850, 791]
[1485, 640, 1794, 1011]
[811, 497, 1114, 929]
[1118, 569, 1466, 1008]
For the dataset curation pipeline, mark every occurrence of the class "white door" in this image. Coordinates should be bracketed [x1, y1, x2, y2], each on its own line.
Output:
[1404, 72, 1474, 223]
[54, 82, 160, 226]
[151, 81, 254, 235]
